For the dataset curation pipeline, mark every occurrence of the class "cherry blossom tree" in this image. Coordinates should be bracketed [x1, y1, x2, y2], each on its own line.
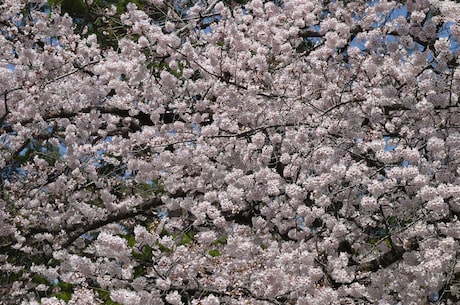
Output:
[1, 0, 460, 304]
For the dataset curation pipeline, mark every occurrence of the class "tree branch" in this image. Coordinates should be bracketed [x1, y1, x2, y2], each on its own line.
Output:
[60, 196, 163, 249]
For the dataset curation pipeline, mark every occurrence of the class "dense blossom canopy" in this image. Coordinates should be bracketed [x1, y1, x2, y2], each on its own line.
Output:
[1, 0, 460, 304]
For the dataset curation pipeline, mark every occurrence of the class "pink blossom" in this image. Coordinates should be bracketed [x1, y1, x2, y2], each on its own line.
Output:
[166, 291, 183, 305]
[360, 196, 379, 212]
[95, 232, 131, 264]
[3, 1, 460, 304]
[201, 295, 219, 305]
[110, 289, 141, 305]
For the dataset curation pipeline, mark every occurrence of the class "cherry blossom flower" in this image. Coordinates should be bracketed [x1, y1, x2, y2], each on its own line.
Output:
[2, 0, 460, 304]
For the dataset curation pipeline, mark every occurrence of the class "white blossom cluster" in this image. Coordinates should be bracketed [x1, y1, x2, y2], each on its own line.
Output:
[1, 0, 460, 304]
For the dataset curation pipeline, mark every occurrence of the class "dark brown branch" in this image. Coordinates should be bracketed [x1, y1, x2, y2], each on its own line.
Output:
[60, 197, 163, 249]
[20, 106, 187, 130]
[171, 284, 286, 305]
[357, 245, 406, 272]
[0, 93, 8, 126]
[24, 196, 164, 260]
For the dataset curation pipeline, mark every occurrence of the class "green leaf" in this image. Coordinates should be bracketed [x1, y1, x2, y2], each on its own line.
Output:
[95, 287, 122, 305]
[133, 265, 146, 277]
[208, 249, 221, 257]
[173, 230, 196, 246]
[57, 281, 74, 292]
[53, 291, 72, 302]
[53, 281, 74, 302]
[60, 0, 87, 18]
[178, 232, 194, 245]
[133, 245, 153, 262]
[211, 235, 227, 246]
[126, 235, 136, 247]
[160, 227, 169, 237]
[158, 243, 171, 253]
[32, 274, 51, 285]
[384, 238, 392, 248]
[368, 237, 378, 245]
[387, 216, 398, 227]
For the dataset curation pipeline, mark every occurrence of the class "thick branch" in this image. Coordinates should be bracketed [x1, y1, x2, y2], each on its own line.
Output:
[60, 196, 163, 249]
[357, 245, 406, 272]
